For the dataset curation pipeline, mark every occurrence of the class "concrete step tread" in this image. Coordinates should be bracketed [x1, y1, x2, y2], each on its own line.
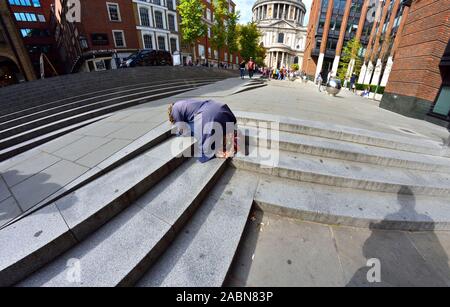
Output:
[255, 175, 450, 231]
[0, 79, 215, 129]
[240, 125, 450, 172]
[235, 111, 446, 156]
[0, 121, 173, 229]
[0, 115, 111, 162]
[233, 148, 450, 196]
[0, 136, 193, 286]
[138, 168, 258, 287]
[0, 77, 224, 123]
[18, 158, 226, 287]
[0, 87, 194, 149]
[0, 82, 211, 136]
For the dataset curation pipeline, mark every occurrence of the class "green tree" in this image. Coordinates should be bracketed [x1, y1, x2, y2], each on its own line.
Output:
[237, 23, 263, 63]
[178, 0, 207, 61]
[226, 11, 240, 57]
[255, 43, 267, 67]
[211, 0, 229, 63]
[337, 38, 363, 78]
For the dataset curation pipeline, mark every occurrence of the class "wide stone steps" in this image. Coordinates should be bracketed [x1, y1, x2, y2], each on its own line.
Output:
[0, 115, 110, 162]
[236, 111, 446, 157]
[241, 125, 450, 173]
[137, 168, 257, 287]
[0, 136, 193, 286]
[0, 78, 220, 127]
[0, 81, 211, 143]
[0, 85, 204, 160]
[18, 158, 227, 287]
[0, 67, 237, 113]
[232, 148, 450, 197]
[0, 122, 174, 229]
[254, 175, 450, 231]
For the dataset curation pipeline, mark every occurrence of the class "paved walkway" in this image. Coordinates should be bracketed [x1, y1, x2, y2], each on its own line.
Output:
[226, 210, 450, 287]
[1, 77, 449, 228]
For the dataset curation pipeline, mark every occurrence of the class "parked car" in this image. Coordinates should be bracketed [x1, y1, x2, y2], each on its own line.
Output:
[120, 49, 172, 68]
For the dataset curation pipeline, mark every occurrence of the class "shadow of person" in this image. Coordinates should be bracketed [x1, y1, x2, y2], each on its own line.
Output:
[346, 186, 450, 287]
[0, 169, 64, 228]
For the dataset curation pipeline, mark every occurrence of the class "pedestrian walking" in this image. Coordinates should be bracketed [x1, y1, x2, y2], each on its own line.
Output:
[316, 72, 323, 92]
[247, 57, 255, 79]
[343, 77, 349, 89]
[239, 60, 246, 79]
[350, 74, 357, 93]
[327, 71, 334, 84]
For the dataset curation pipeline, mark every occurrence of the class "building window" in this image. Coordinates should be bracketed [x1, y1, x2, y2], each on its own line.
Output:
[278, 33, 284, 43]
[107, 3, 121, 22]
[157, 36, 166, 50]
[9, 0, 42, 7]
[153, 0, 161, 5]
[139, 7, 150, 27]
[207, 27, 211, 38]
[167, 0, 175, 10]
[112, 30, 126, 47]
[155, 11, 164, 29]
[214, 50, 218, 59]
[206, 8, 211, 21]
[143, 34, 153, 49]
[168, 14, 176, 31]
[14, 12, 37, 22]
[170, 37, 178, 53]
[199, 44, 205, 58]
[224, 52, 228, 62]
[91, 33, 109, 46]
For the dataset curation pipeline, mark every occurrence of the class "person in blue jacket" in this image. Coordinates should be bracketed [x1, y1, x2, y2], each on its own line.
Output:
[168, 99, 237, 163]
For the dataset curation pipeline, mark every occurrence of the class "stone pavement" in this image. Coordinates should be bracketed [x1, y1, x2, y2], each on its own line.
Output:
[1, 76, 450, 286]
[1, 77, 449, 227]
[0, 78, 247, 227]
[226, 210, 450, 287]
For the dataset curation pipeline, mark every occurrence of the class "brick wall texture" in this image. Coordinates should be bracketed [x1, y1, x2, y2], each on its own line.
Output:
[385, 0, 450, 103]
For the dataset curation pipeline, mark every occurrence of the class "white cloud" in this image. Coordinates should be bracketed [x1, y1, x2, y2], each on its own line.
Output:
[234, 0, 313, 25]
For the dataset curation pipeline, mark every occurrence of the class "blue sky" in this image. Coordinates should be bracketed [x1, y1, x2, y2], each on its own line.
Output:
[234, 0, 313, 25]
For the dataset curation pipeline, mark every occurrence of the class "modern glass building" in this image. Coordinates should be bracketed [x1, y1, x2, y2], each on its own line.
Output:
[303, 0, 405, 85]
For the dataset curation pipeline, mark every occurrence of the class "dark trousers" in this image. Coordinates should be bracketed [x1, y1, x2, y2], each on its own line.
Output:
[248, 69, 254, 79]
[240, 68, 245, 79]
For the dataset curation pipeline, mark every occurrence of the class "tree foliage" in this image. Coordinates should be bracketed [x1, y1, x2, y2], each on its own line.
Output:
[237, 23, 264, 64]
[337, 38, 363, 78]
[210, 0, 228, 61]
[226, 11, 239, 55]
[178, 0, 207, 59]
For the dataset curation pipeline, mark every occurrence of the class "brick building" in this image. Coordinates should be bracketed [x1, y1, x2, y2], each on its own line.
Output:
[380, 0, 450, 125]
[54, 0, 140, 73]
[181, 0, 241, 67]
[7, 0, 60, 77]
[0, 0, 36, 86]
